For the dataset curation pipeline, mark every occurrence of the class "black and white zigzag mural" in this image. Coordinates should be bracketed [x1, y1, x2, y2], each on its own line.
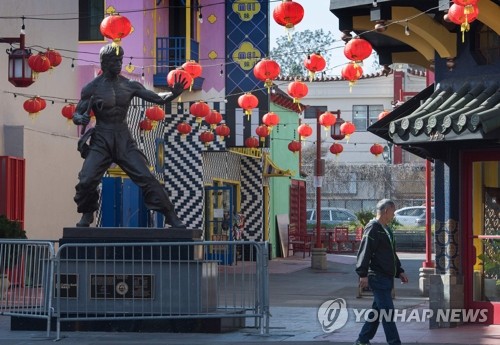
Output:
[240, 156, 263, 241]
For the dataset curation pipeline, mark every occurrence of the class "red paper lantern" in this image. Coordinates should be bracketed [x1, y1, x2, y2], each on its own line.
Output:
[199, 131, 214, 146]
[297, 123, 313, 140]
[45, 49, 62, 68]
[452, 0, 479, 14]
[446, 3, 479, 42]
[215, 124, 230, 141]
[245, 136, 260, 148]
[273, 0, 304, 30]
[35, 96, 46, 111]
[181, 60, 202, 79]
[344, 37, 373, 62]
[28, 53, 51, 78]
[378, 110, 391, 120]
[190, 101, 211, 124]
[61, 103, 76, 120]
[181, 60, 202, 91]
[318, 111, 337, 131]
[304, 52, 326, 81]
[262, 111, 280, 131]
[145, 105, 165, 122]
[340, 121, 356, 141]
[370, 143, 384, 157]
[255, 125, 270, 143]
[253, 58, 280, 89]
[177, 122, 192, 138]
[341, 62, 363, 91]
[205, 110, 222, 129]
[23, 97, 43, 119]
[167, 68, 193, 91]
[238, 92, 259, 119]
[139, 119, 154, 131]
[288, 140, 301, 154]
[329, 142, 344, 156]
[287, 80, 308, 104]
[100, 13, 132, 47]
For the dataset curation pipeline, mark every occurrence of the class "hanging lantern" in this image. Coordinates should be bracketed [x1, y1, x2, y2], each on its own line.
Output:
[45, 48, 62, 69]
[181, 60, 202, 91]
[238, 92, 259, 120]
[255, 125, 270, 144]
[329, 142, 344, 156]
[446, 3, 479, 43]
[245, 136, 260, 148]
[35, 96, 46, 111]
[167, 68, 193, 91]
[262, 111, 280, 131]
[288, 140, 301, 154]
[253, 58, 281, 90]
[344, 37, 373, 63]
[318, 111, 337, 131]
[340, 121, 356, 141]
[7, 34, 34, 87]
[304, 52, 326, 81]
[287, 80, 308, 108]
[28, 53, 51, 79]
[23, 97, 43, 119]
[378, 110, 391, 120]
[199, 131, 214, 146]
[100, 13, 133, 52]
[370, 143, 385, 157]
[215, 124, 231, 141]
[190, 100, 211, 125]
[331, 115, 345, 140]
[205, 109, 222, 129]
[341, 62, 363, 92]
[297, 123, 313, 141]
[273, 0, 304, 38]
[452, 0, 479, 14]
[145, 105, 165, 128]
[139, 119, 154, 132]
[177, 122, 192, 138]
[61, 103, 76, 121]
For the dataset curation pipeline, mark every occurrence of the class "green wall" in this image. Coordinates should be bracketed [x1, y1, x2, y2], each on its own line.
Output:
[269, 103, 301, 258]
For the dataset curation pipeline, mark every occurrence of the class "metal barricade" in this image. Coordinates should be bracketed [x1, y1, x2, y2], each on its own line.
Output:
[53, 241, 269, 339]
[0, 240, 56, 337]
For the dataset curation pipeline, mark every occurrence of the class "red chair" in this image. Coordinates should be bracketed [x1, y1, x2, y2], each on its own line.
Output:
[333, 227, 349, 252]
[287, 223, 312, 258]
[351, 226, 364, 252]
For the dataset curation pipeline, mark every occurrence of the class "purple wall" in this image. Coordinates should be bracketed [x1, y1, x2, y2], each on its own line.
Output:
[199, 0, 225, 92]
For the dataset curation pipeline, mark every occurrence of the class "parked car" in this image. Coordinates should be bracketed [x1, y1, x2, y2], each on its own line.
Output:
[394, 206, 435, 227]
[306, 207, 358, 227]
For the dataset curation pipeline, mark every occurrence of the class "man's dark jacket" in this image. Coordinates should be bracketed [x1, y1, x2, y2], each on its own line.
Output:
[355, 219, 404, 278]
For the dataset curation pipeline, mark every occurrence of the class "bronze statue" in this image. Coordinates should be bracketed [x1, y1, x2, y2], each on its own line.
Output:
[72, 44, 187, 228]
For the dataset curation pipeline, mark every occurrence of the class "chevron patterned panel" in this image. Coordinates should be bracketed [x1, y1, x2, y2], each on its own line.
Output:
[240, 156, 263, 241]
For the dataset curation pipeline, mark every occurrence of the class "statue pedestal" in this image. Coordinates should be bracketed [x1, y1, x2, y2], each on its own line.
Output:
[10, 227, 244, 333]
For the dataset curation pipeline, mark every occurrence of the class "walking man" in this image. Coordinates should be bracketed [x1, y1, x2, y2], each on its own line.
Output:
[72, 43, 187, 228]
[354, 199, 408, 345]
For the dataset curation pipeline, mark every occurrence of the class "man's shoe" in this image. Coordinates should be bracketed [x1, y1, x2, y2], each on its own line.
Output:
[164, 209, 186, 228]
[354, 341, 371, 345]
[76, 212, 94, 227]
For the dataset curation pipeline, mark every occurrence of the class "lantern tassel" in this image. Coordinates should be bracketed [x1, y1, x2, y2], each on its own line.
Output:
[112, 39, 122, 55]
[245, 109, 251, 121]
[308, 70, 315, 82]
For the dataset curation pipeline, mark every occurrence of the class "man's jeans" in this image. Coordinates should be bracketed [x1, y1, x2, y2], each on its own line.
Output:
[357, 274, 401, 345]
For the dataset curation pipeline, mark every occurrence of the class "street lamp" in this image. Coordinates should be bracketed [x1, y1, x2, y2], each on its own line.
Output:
[1, 32, 34, 87]
[382, 141, 393, 164]
[312, 109, 341, 270]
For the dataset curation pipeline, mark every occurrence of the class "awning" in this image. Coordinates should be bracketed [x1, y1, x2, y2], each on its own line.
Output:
[368, 75, 500, 161]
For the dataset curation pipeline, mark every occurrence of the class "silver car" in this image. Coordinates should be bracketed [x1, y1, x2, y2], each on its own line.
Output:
[306, 207, 358, 227]
[394, 206, 434, 227]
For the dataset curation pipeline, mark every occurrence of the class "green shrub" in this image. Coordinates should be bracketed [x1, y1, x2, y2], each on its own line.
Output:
[0, 215, 26, 239]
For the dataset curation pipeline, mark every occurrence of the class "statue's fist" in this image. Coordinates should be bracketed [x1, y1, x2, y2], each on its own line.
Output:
[73, 113, 90, 126]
